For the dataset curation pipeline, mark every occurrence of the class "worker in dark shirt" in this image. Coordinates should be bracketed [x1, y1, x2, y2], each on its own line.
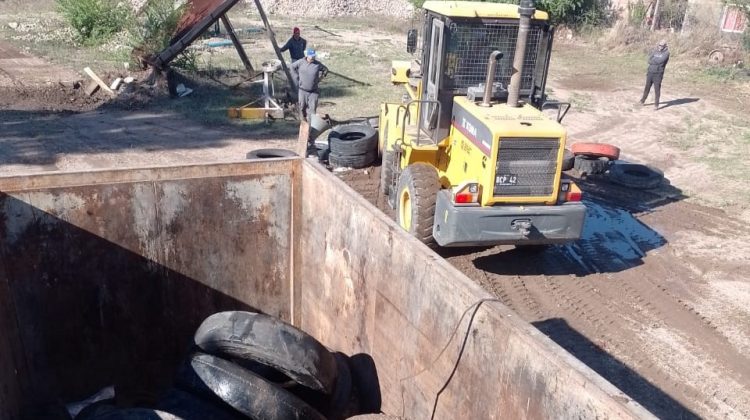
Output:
[290, 49, 328, 121]
[639, 40, 670, 110]
[280, 27, 307, 62]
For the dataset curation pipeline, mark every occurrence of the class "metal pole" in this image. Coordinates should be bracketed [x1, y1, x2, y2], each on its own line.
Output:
[480, 51, 503, 107]
[253, 0, 298, 99]
[221, 15, 254, 73]
[507, 0, 536, 107]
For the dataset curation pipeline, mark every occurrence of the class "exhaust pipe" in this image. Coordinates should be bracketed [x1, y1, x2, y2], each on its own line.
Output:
[479, 50, 504, 107]
[507, 0, 536, 107]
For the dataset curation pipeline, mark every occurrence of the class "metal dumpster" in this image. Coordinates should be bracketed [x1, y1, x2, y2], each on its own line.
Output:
[0, 159, 654, 419]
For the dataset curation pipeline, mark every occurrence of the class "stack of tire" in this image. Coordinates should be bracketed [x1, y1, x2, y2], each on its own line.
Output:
[327, 124, 378, 169]
[76, 311, 381, 420]
[570, 142, 664, 189]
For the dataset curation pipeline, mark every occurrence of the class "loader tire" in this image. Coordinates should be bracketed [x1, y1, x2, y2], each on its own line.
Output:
[570, 142, 621, 160]
[193, 311, 338, 395]
[380, 148, 395, 195]
[329, 124, 378, 156]
[329, 151, 376, 169]
[246, 148, 297, 159]
[562, 149, 575, 171]
[607, 162, 664, 189]
[396, 164, 440, 248]
[574, 155, 610, 176]
[176, 352, 326, 420]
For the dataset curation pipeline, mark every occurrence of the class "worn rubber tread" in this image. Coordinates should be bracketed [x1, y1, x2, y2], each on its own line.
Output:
[155, 389, 246, 420]
[328, 124, 378, 156]
[246, 148, 298, 159]
[397, 163, 440, 248]
[177, 352, 327, 420]
[329, 151, 376, 169]
[562, 149, 575, 171]
[608, 162, 664, 189]
[379, 148, 395, 195]
[193, 311, 338, 395]
[570, 142, 621, 160]
[574, 155, 610, 175]
[327, 352, 353, 420]
[346, 353, 382, 415]
[87, 408, 182, 420]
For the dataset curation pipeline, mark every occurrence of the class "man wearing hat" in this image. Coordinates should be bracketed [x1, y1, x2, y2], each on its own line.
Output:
[639, 40, 670, 110]
[290, 49, 329, 121]
[280, 27, 306, 61]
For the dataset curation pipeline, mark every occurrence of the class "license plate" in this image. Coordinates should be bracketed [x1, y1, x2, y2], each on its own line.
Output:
[496, 174, 518, 186]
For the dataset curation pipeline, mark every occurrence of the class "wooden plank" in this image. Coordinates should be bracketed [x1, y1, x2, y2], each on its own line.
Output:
[83, 67, 115, 96]
[297, 121, 310, 156]
[253, 0, 297, 99]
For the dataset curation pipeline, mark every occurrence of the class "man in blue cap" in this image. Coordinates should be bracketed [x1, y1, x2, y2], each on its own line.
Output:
[290, 48, 328, 121]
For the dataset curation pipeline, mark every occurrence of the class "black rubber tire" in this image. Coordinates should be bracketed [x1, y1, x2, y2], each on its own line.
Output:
[347, 353, 382, 415]
[328, 124, 378, 156]
[328, 352, 353, 420]
[156, 388, 246, 420]
[562, 149, 575, 171]
[329, 151, 376, 169]
[75, 401, 117, 420]
[574, 155, 610, 175]
[246, 148, 297, 159]
[176, 352, 326, 420]
[396, 164, 440, 248]
[193, 311, 338, 395]
[366, 117, 379, 130]
[379, 148, 395, 195]
[514, 244, 550, 253]
[608, 162, 664, 189]
[86, 408, 182, 419]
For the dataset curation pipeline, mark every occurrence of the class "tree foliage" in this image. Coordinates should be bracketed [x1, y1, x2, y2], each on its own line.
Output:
[57, 0, 131, 43]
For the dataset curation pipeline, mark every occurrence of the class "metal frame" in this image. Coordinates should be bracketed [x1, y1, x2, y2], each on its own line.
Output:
[228, 62, 284, 122]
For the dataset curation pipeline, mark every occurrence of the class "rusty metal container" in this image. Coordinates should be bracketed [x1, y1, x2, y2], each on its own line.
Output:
[0, 159, 654, 419]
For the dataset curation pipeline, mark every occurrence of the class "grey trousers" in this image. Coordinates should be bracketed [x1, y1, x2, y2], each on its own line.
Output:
[640, 72, 663, 107]
[298, 89, 319, 121]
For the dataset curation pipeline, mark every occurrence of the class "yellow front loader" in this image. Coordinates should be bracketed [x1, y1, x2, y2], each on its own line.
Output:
[380, 0, 585, 248]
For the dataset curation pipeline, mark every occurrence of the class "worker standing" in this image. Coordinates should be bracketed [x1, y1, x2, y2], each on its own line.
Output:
[290, 49, 328, 121]
[280, 27, 306, 62]
[639, 40, 670, 110]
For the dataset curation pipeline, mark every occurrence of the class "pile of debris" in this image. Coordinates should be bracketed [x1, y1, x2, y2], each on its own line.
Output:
[68, 311, 384, 420]
[257, 0, 415, 19]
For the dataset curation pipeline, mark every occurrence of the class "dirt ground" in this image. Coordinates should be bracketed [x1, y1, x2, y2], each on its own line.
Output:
[1, 10, 750, 419]
[0, 42, 295, 173]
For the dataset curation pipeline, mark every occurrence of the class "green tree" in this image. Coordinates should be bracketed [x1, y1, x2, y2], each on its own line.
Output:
[57, 0, 131, 43]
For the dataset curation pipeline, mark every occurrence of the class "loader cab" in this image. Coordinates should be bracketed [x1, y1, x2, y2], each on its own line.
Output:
[415, 1, 555, 141]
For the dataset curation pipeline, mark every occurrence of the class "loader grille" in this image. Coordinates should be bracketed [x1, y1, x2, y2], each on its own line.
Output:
[443, 22, 543, 92]
[493, 138, 560, 197]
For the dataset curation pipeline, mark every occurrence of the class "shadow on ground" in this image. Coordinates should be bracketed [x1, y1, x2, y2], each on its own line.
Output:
[0, 108, 298, 169]
[468, 171, 686, 276]
[534, 318, 699, 419]
[657, 97, 700, 110]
